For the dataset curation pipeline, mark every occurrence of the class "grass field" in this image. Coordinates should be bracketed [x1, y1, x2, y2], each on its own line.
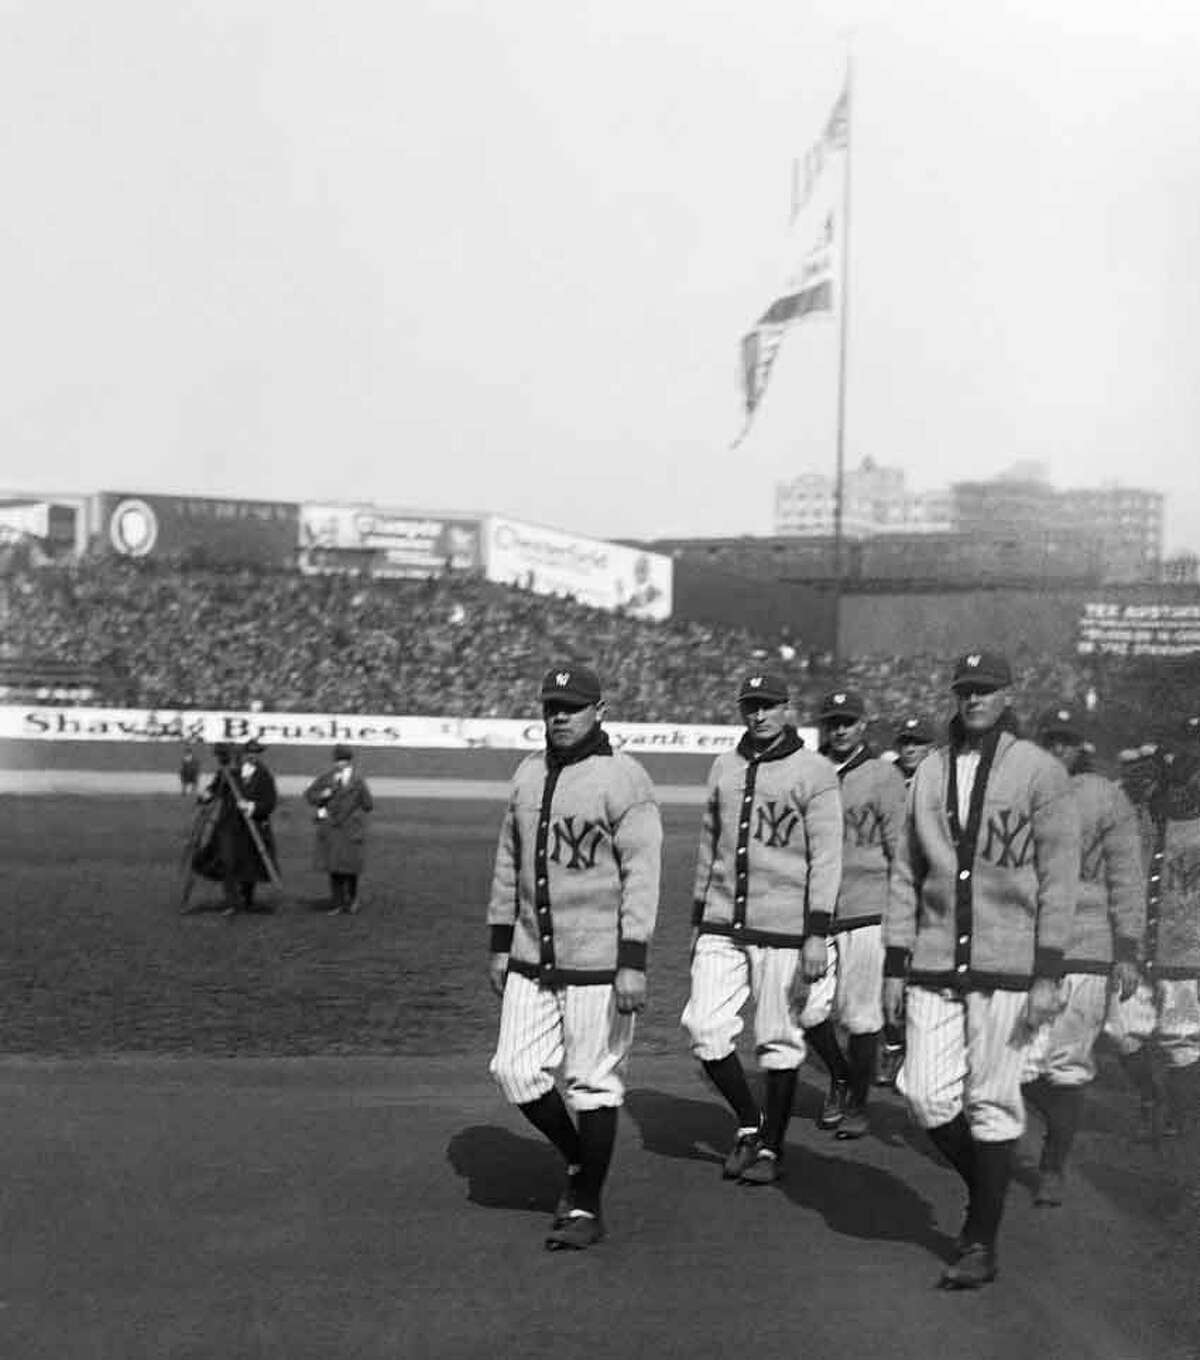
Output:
[0, 793, 701, 1057]
[4, 786, 1200, 1358]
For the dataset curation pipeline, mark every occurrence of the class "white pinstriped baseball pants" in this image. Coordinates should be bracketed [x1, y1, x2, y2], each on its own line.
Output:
[1021, 974, 1109, 1087]
[1105, 979, 1200, 1068]
[489, 972, 635, 1111]
[681, 933, 807, 1070]
[898, 986, 1036, 1142]
[797, 924, 885, 1034]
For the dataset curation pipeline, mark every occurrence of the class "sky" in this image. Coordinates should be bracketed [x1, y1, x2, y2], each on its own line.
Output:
[0, 0, 1198, 550]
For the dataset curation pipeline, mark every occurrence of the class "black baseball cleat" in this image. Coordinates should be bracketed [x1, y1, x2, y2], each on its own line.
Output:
[835, 1102, 869, 1140]
[722, 1130, 763, 1180]
[739, 1148, 782, 1185]
[817, 1080, 849, 1131]
[545, 1211, 604, 1251]
[939, 1243, 998, 1290]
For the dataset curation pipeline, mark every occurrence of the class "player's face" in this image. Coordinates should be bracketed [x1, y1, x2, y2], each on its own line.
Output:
[543, 700, 601, 749]
[955, 684, 1009, 734]
[823, 715, 866, 758]
[739, 698, 788, 744]
[1041, 734, 1082, 773]
[895, 739, 931, 776]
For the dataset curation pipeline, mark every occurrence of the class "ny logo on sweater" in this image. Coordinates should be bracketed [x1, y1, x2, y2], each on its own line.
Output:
[844, 805, 883, 849]
[549, 816, 607, 871]
[981, 808, 1034, 869]
[1165, 849, 1200, 901]
[754, 800, 799, 849]
[1080, 829, 1107, 883]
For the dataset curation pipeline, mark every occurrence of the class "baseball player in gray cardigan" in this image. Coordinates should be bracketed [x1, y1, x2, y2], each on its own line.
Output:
[883, 650, 1079, 1290]
[685, 670, 842, 1185]
[1021, 705, 1143, 1206]
[487, 664, 662, 1252]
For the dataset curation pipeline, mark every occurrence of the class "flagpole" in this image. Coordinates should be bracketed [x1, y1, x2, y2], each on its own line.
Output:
[831, 53, 853, 673]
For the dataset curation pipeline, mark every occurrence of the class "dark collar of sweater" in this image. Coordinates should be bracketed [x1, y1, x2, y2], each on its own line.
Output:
[736, 724, 804, 765]
[545, 722, 613, 770]
[819, 742, 874, 779]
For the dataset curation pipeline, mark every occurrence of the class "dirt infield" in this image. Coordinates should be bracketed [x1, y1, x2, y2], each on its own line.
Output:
[3, 1055, 1198, 1360]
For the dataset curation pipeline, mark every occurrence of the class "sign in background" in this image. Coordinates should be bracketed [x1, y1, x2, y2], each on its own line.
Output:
[96, 493, 299, 567]
[0, 705, 817, 756]
[298, 505, 481, 577]
[1078, 601, 1200, 657]
[483, 516, 674, 621]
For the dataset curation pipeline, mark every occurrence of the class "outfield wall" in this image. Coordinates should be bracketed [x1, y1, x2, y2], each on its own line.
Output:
[0, 705, 821, 789]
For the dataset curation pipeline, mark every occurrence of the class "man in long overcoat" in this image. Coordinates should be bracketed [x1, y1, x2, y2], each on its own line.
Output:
[305, 744, 374, 914]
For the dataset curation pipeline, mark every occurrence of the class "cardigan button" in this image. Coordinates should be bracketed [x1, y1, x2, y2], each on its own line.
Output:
[958, 869, 971, 881]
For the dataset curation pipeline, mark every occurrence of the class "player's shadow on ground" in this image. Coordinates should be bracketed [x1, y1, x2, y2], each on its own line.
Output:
[446, 1125, 563, 1216]
[624, 1085, 953, 1260]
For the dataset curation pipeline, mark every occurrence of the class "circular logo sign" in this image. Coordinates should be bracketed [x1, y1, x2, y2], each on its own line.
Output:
[108, 498, 159, 557]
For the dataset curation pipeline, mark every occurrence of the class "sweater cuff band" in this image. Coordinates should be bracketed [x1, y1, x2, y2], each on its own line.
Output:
[489, 924, 514, 954]
[691, 900, 705, 927]
[1113, 936, 1138, 964]
[806, 911, 832, 938]
[617, 939, 648, 972]
[884, 947, 911, 979]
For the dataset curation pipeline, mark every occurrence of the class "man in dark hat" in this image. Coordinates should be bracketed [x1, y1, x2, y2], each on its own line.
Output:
[487, 663, 662, 1251]
[683, 670, 842, 1184]
[305, 745, 374, 915]
[883, 649, 1079, 1289]
[894, 715, 936, 787]
[797, 688, 906, 1138]
[199, 738, 280, 914]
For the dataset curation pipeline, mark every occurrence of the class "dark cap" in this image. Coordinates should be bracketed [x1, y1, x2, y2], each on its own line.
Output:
[332, 744, 354, 762]
[895, 714, 935, 745]
[950, 650, 1013, 691]
[1037, 704, 1084, 742]
[819, 689, 865, 721]
[539, 664, 602, 707]
[243, 739, 267, 755]
[737, 671, 789, 704]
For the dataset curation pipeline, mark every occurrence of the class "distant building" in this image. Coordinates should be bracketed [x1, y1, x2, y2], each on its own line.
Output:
[774, 458, 951, 538]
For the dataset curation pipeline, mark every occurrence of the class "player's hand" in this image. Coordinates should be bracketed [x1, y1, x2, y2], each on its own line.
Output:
[1024, 976, 1065, 1030]
[800, 935, 829, 983]
[614, 968, 647, 1015]
[883, 977, 906, 1028]
[1112, 960, 1140, 1003]
[238, 799, 254, 814]
[488, 953, 509, 998]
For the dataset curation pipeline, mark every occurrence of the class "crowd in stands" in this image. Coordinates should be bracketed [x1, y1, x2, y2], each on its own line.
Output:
[2, 558, 1195, 752]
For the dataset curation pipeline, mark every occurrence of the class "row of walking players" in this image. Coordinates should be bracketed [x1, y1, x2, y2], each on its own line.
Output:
[481, 652, 1199, 1293]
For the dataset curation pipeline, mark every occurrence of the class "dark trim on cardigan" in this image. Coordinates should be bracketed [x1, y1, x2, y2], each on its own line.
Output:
[698, 922, 811, 949]
[507, 959, 619, 987]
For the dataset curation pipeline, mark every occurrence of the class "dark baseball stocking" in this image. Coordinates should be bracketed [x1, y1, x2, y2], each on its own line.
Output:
[805, 1020, 851, 1085]
[1038, 1084, 1084, 1173]
[701, 1053, 760, 1129]
[967, 1139, 1016, 1247]
[847, 1032, 878, 1106]
[761, 1068, 799, 1154]
[926, 1112, 976, 1188]
[518, 1089, 582, 1167]
[573, 1106, 618, 1216]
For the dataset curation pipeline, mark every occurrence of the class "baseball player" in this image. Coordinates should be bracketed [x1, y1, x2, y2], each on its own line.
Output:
[487, 664, 662, 1251]
[683, 671, 842, 1185]
[1105, 718, 1200, 1138]
[883, 650, 1078, 1289]
[1021, 705, 1142, 1206]
[800, 689, 906, 1139]
[876, 715, 937, 1088]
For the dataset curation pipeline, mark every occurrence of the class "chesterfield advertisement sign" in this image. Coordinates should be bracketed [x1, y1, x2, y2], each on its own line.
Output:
[298, 505, 481, 578]
[1078, 601, 1200, 657]
[483, 516, 673, 621]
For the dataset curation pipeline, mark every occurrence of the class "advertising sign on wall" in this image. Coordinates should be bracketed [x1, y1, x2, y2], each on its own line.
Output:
[96, 493, 299, 567]
[298, 505, 481, 578]
[483, 516, 673, 620]
[1078, 601, 1200, 657]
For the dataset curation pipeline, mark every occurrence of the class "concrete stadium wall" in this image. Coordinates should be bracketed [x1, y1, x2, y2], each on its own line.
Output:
[839, 587, 1091, 657]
